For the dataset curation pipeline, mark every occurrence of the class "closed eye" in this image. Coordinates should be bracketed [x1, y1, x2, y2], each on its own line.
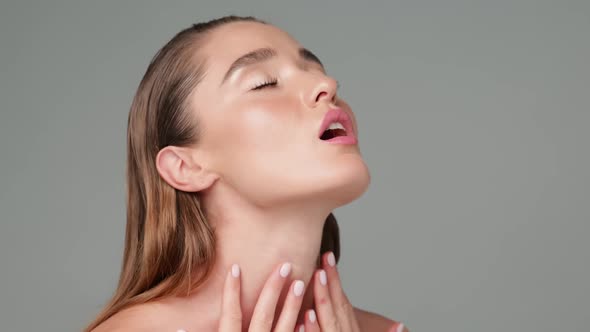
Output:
[251, 78, 278, 90]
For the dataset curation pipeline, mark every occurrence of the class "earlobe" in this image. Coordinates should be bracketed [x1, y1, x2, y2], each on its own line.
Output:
[155, 146, 219, 192]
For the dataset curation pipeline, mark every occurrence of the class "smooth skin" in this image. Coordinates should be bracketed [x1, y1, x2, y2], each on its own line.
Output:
[152, 20, 374, 330]
[94, 252, 407, 332]
[92, 21, 406, 332]
[218, 251, 408, 332]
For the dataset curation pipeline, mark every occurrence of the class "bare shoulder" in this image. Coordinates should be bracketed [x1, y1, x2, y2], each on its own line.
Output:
[90, 302, 172, 332]
[353, 307, 409, 332]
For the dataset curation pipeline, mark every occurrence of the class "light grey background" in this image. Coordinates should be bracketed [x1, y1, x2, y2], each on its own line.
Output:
[1, 0, 588, 331]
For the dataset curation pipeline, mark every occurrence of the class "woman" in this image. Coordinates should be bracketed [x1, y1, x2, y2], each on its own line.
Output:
[86, 15, 407, 332]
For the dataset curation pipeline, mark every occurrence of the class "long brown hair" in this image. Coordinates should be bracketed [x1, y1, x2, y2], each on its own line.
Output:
[85, 15, 341, 331]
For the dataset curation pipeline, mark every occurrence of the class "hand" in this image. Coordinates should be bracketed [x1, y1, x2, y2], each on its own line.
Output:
[296, 251, 361, 332]
[218, 262, 306, 332]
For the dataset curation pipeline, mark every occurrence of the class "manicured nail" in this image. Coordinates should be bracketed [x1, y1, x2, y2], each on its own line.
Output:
[231, 264, 240, 278]
[327, 252, 336, 267]
[396, 323, 405, 332]
[308, 309, 317, 323]
[294, 280, 305, 296]
[298, 325, 305, 332]
[319, 270, 327, 285]
[280, 262, 292, 278]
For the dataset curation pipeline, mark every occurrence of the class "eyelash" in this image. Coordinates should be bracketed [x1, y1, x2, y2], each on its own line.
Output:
[249, 77, 341, 91]
[251, 77, 278, 90]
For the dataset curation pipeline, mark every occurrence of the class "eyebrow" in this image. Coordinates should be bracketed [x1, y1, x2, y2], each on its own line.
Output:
[220, 47, 325, 85]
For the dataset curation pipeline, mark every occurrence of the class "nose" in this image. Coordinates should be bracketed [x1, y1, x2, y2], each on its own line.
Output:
[304, 73, 339, 108]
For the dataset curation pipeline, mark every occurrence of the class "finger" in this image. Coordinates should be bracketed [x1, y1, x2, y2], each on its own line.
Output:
[322, 252, 355, 318]
[273, 280, 306, 331]
[249, 262, 292, 331]
[218, 264, 242, 332]
[389, 322, 409, 332]
[303, 309, 320, 332]
[313, 269, 339, 331]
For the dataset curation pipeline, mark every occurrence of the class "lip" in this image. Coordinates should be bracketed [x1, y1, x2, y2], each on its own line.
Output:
[318, 108, 357, 145]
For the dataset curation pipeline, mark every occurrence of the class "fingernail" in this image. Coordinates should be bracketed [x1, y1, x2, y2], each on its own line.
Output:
[231, 264, 240, 278]
[308, 309, 317, 323]
[396, 323, 405, 332]
[298, 325, 305, 332]
[327, 252, 336, 267]
[294, 280, 305, 296]
[319, 270, 327, 285]
[280, 262, 291, 278]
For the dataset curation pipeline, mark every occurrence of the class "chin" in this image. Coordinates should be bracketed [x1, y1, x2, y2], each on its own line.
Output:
[319, 158, 371, 208]
[247, 156, 371, 210]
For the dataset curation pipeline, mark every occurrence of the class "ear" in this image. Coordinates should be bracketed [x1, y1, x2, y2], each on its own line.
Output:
[155, 146, 219, 192]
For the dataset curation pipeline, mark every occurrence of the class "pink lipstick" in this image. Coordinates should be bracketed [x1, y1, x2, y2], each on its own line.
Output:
[318, 108, 357, 145]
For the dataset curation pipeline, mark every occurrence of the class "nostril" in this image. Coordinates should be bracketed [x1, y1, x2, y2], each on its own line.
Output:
[316, 91, 328, 102]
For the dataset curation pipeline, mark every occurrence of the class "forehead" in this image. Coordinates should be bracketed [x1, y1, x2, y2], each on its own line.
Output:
[200, 21, 301, 75]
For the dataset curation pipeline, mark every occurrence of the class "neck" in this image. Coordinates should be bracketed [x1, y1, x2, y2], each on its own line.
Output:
[184, 188, 332, 329]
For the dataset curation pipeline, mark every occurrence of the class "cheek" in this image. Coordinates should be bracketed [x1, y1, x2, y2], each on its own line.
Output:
[217, 100, 298, 166]
[217, 99, 315, 175]
[234, 104, 289, 148]
[240, 108, 283, 145]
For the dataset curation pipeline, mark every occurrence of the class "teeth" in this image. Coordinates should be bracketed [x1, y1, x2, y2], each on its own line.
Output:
[327, 122, 345, 131]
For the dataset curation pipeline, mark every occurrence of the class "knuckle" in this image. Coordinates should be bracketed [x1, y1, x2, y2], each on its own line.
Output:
[316, 295, 329, 306]
[337, 298, 354, 314]
[228, 308, 242, 322]
[251, 312, 273, 329]
[330, 318, 341, 330]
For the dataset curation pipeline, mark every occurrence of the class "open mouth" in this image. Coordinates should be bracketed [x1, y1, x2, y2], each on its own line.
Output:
[317, 108, 356, 144]
[320, 122, 348, 140]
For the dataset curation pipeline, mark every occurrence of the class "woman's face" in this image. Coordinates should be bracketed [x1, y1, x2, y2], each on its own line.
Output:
[190, 21, 370, 208]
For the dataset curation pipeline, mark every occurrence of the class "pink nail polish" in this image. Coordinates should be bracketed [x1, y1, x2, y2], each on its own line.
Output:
[280, 263, 291, 278]
[231, 264, 240, 278]
[390, 323, 405, 332]
[308, 309, 317, 323]
[319, 270, 327, 285]
[294, 280, 305, 296]
[327, 252, 336, 267]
